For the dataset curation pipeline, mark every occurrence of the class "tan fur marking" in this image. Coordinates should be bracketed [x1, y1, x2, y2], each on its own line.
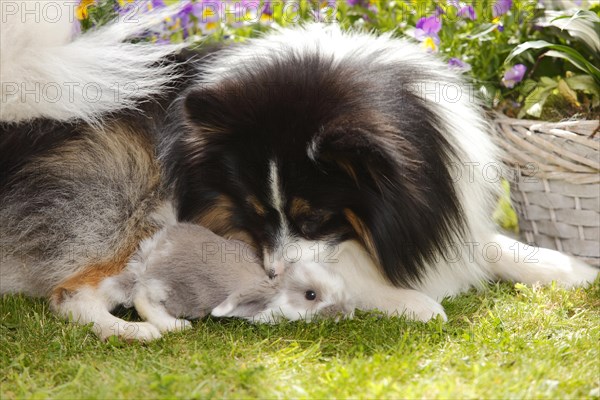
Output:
[289, 197, 312, 219]
[337, 160, 359, 185]
[196, 194, 236, 236]
[344, 208, 379, 262]
[223, 229, 257, 250]
[196, 195, 258, 250]
[51, 245, 139, 305]
[247, 195, 266, 216]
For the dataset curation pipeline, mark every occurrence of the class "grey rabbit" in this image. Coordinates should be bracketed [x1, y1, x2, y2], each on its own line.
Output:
[100, 223, 353, 340]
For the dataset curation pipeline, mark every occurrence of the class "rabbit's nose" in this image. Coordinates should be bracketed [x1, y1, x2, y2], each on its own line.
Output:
[319, 304, 353, 319]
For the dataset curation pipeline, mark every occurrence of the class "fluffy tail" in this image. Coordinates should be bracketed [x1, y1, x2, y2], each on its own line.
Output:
[488, 234, 599, 288]
[0, 0, 186, 124]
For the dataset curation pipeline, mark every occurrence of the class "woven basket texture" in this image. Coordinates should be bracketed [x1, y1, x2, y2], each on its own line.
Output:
[492, 117, 600, 267]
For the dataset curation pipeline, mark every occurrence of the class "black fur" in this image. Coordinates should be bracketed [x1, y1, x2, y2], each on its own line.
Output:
[167, 51, 465, 287]
[0, 120, 81, 193]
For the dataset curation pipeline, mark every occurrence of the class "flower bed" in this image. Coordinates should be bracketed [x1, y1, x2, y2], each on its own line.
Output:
[80, 0, 599, 120]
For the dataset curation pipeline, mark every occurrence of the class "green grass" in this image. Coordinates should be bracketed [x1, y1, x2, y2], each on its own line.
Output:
[2, 280, 599, 399]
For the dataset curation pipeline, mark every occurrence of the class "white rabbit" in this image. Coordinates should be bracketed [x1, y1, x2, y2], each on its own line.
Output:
[99, 223, 354, 340]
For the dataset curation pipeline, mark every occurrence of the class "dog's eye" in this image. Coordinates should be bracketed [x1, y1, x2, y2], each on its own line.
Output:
[299, 213, 329, 235]
[300, 220, 319, 235]
[305, 290, 317, 301]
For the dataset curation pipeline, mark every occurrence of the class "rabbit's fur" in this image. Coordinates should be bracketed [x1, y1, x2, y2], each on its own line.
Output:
[100, 223, 353, 337]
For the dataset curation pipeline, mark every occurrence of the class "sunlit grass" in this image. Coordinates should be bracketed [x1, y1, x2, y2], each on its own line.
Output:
[2, 279, 598, 399]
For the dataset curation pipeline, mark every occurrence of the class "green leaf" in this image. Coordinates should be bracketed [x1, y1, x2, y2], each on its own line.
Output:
[548, 10, 600, 54]
[539, 76, 558, 87]
[520, 85, 554, 118]
[466, 23, 498, 40]
[544, 50, 593, 77]
[493, 179, 519, 234]
[565, 75, 600, 107]
[557, 79, 580, 107]
[505, 40, 600, 83]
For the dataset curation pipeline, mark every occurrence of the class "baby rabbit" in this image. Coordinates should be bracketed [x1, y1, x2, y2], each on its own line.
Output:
[100, 223, 353, 340]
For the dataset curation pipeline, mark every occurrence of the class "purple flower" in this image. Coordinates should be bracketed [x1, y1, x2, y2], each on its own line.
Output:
[176, 2, 195, 35]
[347, 0, 367, 6]
[195, 1, 220, 33]
[492, 0, 512, 18]
[458, 5, 476, 20]
[448, 57, 472, 72]
[414, 15, 442, 43]
[502, 64, 527, 88]
[262, 1, 273, 15]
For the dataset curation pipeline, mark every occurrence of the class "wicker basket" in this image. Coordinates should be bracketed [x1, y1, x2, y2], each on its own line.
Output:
[492, 116, 600, 267]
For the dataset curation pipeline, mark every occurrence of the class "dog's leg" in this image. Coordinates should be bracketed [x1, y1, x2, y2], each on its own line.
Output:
[487, 234, 599, 287]
[51, 263, 162, 342]
[132, 285, 192, 333]
[357, 286, 447, 322]
[335, 241, 447, 322]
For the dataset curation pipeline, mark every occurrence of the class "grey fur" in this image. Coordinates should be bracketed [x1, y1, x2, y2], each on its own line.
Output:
[106, 223, 276, 320]
[0, 123, 165, 297]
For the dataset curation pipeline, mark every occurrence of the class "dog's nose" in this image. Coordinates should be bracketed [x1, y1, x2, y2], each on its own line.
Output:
[265, 259, 286, 278]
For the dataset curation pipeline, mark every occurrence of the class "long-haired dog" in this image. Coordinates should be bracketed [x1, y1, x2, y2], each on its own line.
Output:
[1, 3, 597, 340]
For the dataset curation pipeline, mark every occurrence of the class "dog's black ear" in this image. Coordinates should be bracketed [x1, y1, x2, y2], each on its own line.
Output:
[308, 123, 419, 191]
[309, 121, 465, 288]
[309, 125, 397, 165]
[184, 86, 229, 131]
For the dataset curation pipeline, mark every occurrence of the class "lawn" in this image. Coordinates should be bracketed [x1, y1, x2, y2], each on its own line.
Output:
[1, 280, 598, 399]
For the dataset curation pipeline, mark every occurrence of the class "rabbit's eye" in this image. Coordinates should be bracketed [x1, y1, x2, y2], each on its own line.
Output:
[305, 290, 317, 301]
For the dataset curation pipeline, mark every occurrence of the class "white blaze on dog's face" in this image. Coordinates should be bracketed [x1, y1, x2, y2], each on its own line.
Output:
[261, 160, 348, 279]
[211, 262, 355, 323]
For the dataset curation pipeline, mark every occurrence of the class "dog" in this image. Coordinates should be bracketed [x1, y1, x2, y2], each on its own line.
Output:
[1, 3, 597, 341]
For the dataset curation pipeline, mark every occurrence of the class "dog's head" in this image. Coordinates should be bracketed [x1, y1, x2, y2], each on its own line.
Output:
[170, 36, 464, 286]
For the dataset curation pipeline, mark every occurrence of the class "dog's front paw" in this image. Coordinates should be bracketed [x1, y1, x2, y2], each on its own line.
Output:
[155, 318, 192, 333]
[403, 294, 447, 322]
[96, 321, 162, 342]
[130, 322, 163, 342]
[362, 288, 447, 322]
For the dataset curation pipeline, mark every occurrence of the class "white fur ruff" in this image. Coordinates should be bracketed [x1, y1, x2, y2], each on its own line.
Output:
[0, 0, 185, 124]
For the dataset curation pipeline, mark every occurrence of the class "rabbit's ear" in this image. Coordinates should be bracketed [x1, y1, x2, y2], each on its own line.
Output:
[211, 281, 277, 318]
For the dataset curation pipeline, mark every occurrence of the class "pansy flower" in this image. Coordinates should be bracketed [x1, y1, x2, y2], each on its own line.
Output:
[196, 0, 220, 34]
[492, 0, 512, 18]
[447, 1, 476, 20]
[502, 64, 527, 88]
[260, 1, 274, 25]
[448, 57, 472, 72]
[347, 0, 367, 6]
[414, 15, 442, 52]
[457, 4, 476, 20]
[312, 0, 338, 22]
[174, 1, 201, 37]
